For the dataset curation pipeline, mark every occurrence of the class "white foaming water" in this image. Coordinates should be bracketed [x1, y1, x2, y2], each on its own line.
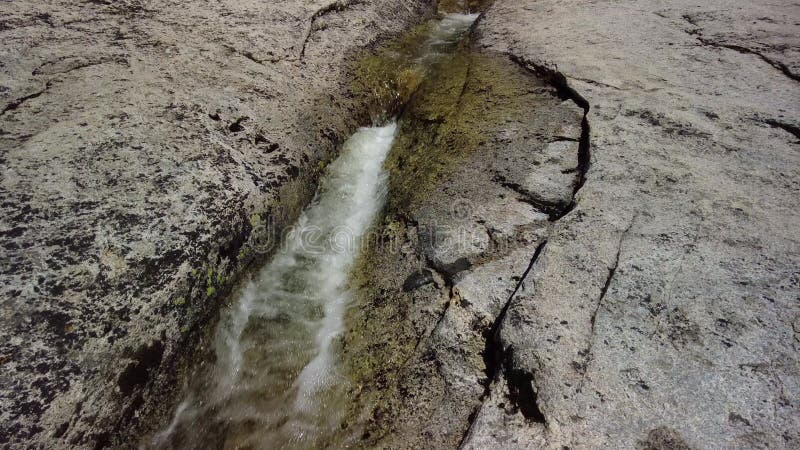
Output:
[154, 124, 397, 448]
[417, 13, 479, 65]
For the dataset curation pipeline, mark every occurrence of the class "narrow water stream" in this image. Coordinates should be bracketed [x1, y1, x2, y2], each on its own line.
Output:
[152, 13, 478, 449]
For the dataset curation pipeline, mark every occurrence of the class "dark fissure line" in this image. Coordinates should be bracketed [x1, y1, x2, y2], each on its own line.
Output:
[697, 38, 800, 83]
[579, 218, 634, 390]
[456, 404, 483, 449]
[484, 241, 548, 379]
[460, 241, 548, 446]
[492, 174, 569, 221]
[682, 16, 799, 82]
[479, 241, 548, 420]
[300, 0, 361, 60]
[224, 45, 271, 65]
[468, 54, 598, 434]
[1, 83, 52, 117]
[507, 54, 591, 221]
[764, 119, 800, 140]
[503, 346, 547, 423]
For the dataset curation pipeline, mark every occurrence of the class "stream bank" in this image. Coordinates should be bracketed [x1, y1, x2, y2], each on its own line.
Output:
[342, 3, 800, 447]
[340, 19, 586, 449]
[148, 10, 482, 450]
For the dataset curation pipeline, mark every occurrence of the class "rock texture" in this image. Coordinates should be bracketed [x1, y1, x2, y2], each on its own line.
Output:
[344, 0, 800, 449]
[341, 44, 586, 448]
[3, 0, 798, 448]
[0, 0, 435, 447]
[472, 1, 800, 447]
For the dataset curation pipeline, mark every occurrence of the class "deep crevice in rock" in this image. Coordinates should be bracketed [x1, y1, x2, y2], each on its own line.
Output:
[117, 340, 165, 396]
[483, 241, 547, 382]
[300, 0, 362, 60]
[492, 174, 570, 221]
[228, 116, 248, 133]
[764, 119, 800, 140]
[470, 53, 595, 431]
[504, 348, 546, 423]
[507, 55, 591, 220]
[479, 241, 548, 424]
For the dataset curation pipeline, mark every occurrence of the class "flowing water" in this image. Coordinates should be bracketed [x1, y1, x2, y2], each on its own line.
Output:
[152, 13, 478, 450]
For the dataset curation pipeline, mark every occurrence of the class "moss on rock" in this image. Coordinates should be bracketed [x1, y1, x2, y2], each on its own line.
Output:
[385, 51, 542, 212]
[351, 21, 435, 122]
[341, 45, 553, 447]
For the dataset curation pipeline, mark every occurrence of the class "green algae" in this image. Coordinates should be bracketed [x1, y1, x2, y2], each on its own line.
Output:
[338, 221, 427, 446]
[385, 51, 537, 212]
[350, 21, 434, 122]
[351, 11, 535, 211]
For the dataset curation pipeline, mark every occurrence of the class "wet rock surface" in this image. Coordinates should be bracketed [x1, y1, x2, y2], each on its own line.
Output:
[341, 47, 585, 447]
[344, 0, 799, 449]
[0, 0, 435, 447]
